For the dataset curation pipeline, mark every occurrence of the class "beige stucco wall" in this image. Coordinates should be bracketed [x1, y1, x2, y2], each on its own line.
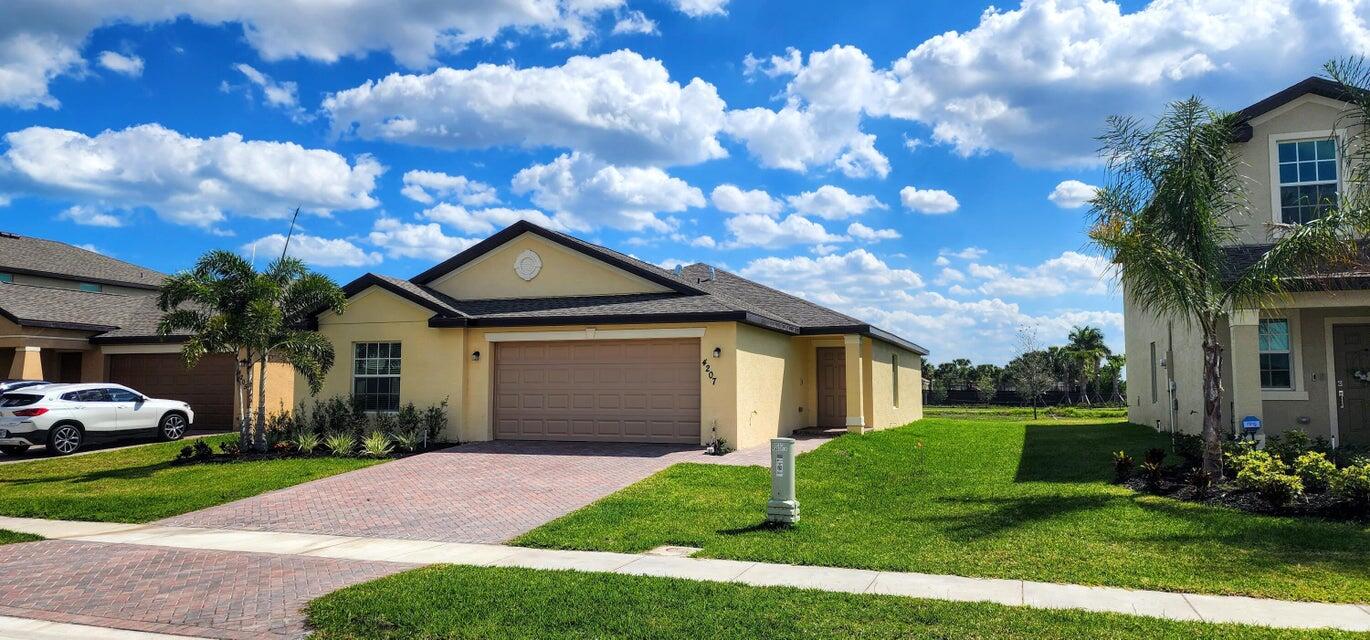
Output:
[1230, 95, 1355, 245]
[1123, 287, 1228, 435]
[307, 287, 467, 436]
[734, 323, 805, 449]
[426, 232, 672, 300]
[867, 337, 924, 429]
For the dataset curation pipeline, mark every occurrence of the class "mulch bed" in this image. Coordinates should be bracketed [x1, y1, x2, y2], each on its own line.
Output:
[1120, 470, 1366, 521]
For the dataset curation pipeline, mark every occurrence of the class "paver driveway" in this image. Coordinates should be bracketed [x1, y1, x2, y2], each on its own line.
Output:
[160, 431, 838, 544]
[0, 540, 411, 639]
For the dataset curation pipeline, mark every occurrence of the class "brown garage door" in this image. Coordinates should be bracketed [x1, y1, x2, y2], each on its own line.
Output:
[494, 339, 700, 444]
[108, 353, 236, 431]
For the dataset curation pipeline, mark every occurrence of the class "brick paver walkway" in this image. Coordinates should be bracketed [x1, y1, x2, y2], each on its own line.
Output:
[159, 430, 839, 543]
[0, 540, 411, 640]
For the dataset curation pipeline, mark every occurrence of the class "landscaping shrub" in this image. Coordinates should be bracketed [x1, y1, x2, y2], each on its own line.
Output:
[422, 400, 449, 444]
[219, 440, 240, 456]
[1293, 451, 1337, 493]
[1266, 429, 1315, 464]
[1233, 449, 1303, 508]
[1184, 468, 1214, 492]
[1333, 461, 1370, 514]
[1111, 450, 1134, 482]
[1143, 447, 1166, 466]
[391, 430, 420, 453]
[293, 432, 320, 454]
[1139, 460, 1164, 487]
[1173, 433, 1203, 467]
[325, 433, 356, 457]
[361, 431, 394, 458]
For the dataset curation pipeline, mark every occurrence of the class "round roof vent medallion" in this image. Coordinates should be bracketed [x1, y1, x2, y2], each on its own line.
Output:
[514, 250, 542, 281]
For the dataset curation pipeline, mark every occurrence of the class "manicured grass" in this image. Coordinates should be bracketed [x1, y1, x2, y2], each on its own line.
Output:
[306, 565, 1351, 640]
[0, 529, 40, 545]
[516, 418, 1370, 603]
[0, 435, 380, 522]
[926, 404, 1128, 420]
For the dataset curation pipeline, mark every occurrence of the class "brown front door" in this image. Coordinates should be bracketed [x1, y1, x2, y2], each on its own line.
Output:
[1335, 325, 1370, 448]
[493, 338, 701, 443]
[817, 347, 845, 427]
[56, 352, 82, 383]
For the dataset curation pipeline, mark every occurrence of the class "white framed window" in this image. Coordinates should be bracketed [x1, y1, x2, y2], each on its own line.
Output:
[1275, 137, 1338, 225]
[1259, 319, 1293, 389]
[353, 342, 401, 411]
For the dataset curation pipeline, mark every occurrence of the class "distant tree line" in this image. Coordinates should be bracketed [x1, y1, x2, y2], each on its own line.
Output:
[923, 325, 1126, 407]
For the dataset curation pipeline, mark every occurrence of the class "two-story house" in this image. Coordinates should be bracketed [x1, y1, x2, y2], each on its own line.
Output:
[1125, 77, 1369, 449]
[0, 232, 292, 430]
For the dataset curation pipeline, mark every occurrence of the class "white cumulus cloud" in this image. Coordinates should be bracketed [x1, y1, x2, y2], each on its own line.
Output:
[1048, 179, 1100, 209]
[846, 222, 899, 242]
[325, 50, 728, 167]
[900, 185, 959, 214]
[612, 11, 658, 35]
[512, 152, 705, 232]
[710, 184, 782, 216]
[401, 170, 499, 206]
[423, 203, 563, 235]
[58, 204, 123, 227]
[243, 233, 381, 267]
[367, 218, 479, 261]
[97, 51, 143, 77]
[0, 124, 384, 229]
[723, 214, 846, 249]
[786, 185, 886, 220]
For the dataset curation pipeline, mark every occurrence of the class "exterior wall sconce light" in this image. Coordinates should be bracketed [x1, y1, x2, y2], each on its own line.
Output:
[471, 351, 481, 361]
[712, 347, 722, 358]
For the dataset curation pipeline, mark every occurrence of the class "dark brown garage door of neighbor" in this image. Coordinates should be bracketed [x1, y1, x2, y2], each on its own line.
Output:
[494, 338, 701, 444]
[108, 353, 236, 431]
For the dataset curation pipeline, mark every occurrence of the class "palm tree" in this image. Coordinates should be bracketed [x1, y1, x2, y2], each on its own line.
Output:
[249, 257, 347, 449]
[158, 252, 345, 449]
[1089, 90, 1367, 476]
[1066, 325, 1111, 403]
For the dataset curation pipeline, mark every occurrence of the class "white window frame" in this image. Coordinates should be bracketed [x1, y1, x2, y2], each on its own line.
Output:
[352, 341, 402, 412]
[1258, 314, 1307, 401]
[1268, 130, 1342, 227]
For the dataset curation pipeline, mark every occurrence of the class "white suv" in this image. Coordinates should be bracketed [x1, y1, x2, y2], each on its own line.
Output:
[0, 383, 194, 456]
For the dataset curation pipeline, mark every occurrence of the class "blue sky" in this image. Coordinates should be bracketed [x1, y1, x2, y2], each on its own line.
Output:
[0, 0, 1361, 363]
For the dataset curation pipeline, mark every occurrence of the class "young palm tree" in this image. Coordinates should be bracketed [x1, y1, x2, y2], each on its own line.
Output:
[158, 252, 346, 449]
[1089, 93, 1366, 475]
[249, 257, 347, 450]
[1066, 325, 1111, 403]
[157, 251, 273, 445]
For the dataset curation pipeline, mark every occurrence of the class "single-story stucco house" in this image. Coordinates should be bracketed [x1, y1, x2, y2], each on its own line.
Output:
[304, 220, 927, 449]
[0, 232, 293, 429]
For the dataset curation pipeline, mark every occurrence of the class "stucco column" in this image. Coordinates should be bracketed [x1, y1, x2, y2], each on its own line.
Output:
[844, 334, 867, 434]
[1228, 309, 1262, 428]
[8, 346, 42, 380]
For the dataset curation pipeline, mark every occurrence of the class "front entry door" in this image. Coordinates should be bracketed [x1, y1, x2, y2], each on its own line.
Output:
[817, 347, 846, 427]
[1333, 325, 1370, 448]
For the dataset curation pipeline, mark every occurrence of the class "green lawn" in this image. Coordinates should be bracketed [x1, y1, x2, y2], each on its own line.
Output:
[0, 435, 380, 522]
[306, 565, 1351, 640]
[0, 529, 40, 545]
[516, 418, 1370, 603]
[925, 405, 1128, 420]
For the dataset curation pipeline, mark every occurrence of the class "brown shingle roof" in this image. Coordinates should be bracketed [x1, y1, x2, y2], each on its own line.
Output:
[0, 282, 160, 332]
[343, 221, 928, 355]
[0, 233, 165, 289]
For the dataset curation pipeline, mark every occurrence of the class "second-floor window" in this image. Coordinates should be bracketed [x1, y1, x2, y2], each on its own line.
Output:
[78, 282, 102, 293]
[1277, 139, 1338, 225]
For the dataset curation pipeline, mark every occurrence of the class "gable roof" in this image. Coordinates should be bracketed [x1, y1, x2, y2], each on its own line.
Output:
[1220, 241, 1370, 291]
[1232, 76, 1358, 143]
[0, 232, 165, 289]
[408, 220, 706, 295]
[339, 221, 928, 355]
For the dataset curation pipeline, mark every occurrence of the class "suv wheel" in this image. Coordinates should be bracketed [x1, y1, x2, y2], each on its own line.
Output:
[159, 413, 187, 441]
[47, 424, 82, 456]
[0, 445, 29, 456]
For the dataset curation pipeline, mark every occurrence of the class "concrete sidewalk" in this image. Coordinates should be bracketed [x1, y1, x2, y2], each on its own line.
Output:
[0, 615, 202, 640]
[1, 516, 1367, 633]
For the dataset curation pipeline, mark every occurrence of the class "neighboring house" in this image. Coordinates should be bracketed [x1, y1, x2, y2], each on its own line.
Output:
[0, 233, 292, 429]
[305, 220, 927, 448]
[1126, 77, 1370, 448]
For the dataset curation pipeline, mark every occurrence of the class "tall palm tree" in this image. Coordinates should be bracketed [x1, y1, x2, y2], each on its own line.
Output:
[158, 252, 346, 449]
[1066, 325, 1111, 403]
[1089, 90, 1367, 475]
